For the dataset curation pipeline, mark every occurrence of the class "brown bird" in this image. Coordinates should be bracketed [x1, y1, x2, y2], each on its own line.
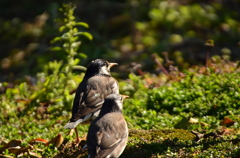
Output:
[87, 94, 129, 158]
[64, 59, 119, 143]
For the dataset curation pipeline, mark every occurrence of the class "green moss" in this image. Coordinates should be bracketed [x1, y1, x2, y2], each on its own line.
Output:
[121, 129, 240, 158]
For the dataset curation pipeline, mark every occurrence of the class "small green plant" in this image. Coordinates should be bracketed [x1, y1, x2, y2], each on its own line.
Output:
[51, 3, 93, 75]
[47, 2, 93, 97]
[0, 3, 93, 118]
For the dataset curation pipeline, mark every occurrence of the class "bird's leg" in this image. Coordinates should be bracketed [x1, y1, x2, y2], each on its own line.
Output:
[67, 128, 81, 144]
[75, 128, 81, 144]
[68, 128, 75, 136]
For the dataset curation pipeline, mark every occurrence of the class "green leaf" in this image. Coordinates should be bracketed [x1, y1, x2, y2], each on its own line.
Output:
[19, 82, 27, 94]
[75, 22, 89, 28]
[51, 37, 62, 43]
[74, 32, 93, 40]
[43, 78, 51, 87]
[73, 65, 87, 71]
[49, 47, 63, 51]
[59, 26, 66, 32]
[73, 58, 80, 65]
[205, 39, 214, 47]
[71, 42, 81, 48]
[62, 33, 70, 40]
[79, 53, 87, 58]
[29, 88, 46, 100]
[63, 43, 69, 48]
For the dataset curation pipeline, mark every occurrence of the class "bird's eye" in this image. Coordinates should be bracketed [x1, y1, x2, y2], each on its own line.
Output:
[105, 62, 109, 67]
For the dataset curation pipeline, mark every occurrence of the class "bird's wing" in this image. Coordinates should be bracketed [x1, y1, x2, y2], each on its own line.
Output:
[71, 76, 119, 121]
[95, 114, 128, 158]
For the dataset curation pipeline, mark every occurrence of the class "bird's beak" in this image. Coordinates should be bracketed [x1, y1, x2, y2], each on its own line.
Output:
[121, 95, 129, 100]
[109, 62, 118, 68]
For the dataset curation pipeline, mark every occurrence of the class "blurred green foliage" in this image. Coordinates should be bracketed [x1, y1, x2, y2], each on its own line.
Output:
[1, 0, 240, 79]
[0, 3, 92, 121]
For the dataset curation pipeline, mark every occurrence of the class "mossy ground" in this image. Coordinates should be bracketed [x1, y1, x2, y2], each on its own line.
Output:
[52, 128, 239, 158]
[1, 125, 239, 158]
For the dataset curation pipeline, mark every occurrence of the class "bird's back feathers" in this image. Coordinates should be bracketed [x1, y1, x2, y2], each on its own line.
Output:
[64, 59, 119, 129]
[87, 113, 128, 158]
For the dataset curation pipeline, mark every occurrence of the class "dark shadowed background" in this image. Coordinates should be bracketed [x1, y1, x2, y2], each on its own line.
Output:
[0, 0, 240, 80]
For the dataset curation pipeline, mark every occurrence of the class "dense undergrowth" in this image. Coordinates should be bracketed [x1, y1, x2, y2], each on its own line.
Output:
[0, 64, 239, 157]
[0, 3, 240, 158]
[123, 69, 240, 130]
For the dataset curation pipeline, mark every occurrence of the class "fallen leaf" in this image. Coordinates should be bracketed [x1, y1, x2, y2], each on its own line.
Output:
[0, 154, 14, 158]
[220, 117, 235, 127]
[0, 139, 22, 152]
[47, 134, 64, 148]
[200, 122, 210, 127]
[15, 99, 30, 103]
[7, 146, 22, 155]
[29, 138, 48, 145]
[189, 118, 198, 124]
[217, 126, 235, 135]
[28, 151, 42, 158]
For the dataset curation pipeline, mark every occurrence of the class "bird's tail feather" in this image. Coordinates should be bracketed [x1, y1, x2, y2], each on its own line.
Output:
[64, 119, 82, 129]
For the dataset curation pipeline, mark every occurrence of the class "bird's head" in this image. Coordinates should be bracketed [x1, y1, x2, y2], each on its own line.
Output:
[100, 94, 129, 114]
[85, 59, 118, 77]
